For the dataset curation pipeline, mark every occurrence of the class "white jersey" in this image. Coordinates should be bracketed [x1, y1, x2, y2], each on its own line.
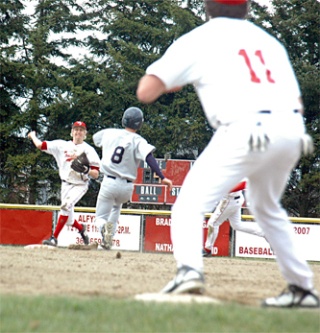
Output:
[146, 17, 301, 128]
[93, 128, 155, 181]
[43, 140, 100, 184]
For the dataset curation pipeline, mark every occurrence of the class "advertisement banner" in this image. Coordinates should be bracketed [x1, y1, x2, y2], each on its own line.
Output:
[58, 213, 141, 251]
[0, 209, 53, 245]
[165, 186, 182, 205]
[144, 216, 173, 252]
[144, 216, 230, 256]
[132, 159, 194, 205]
[235, 222, 320, 261]
[131, 185, 166, 204]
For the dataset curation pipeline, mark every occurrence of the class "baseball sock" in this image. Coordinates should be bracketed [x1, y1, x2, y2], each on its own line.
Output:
[72, 220, 84, 232]
[53, 215, 69, 238]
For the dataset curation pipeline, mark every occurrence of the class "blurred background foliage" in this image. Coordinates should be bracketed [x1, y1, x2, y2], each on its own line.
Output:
[0, 0, 319, 216]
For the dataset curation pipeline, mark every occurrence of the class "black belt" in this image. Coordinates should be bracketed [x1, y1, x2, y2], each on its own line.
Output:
[234, 196, 240, 200]
[217, 110, 299, 128]
[259, 110, 271, 114]
[259, 110, 298, 114]
[107, 175, 132, 183]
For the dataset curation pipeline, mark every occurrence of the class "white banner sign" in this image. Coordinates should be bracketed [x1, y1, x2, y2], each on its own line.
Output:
[59, 213, 141, 251]
[235, 223, 320, 261]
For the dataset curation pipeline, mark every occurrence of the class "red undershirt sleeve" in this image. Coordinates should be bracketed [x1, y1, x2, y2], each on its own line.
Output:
[229, 181, 246, 193]
[41, 142, 47, 150]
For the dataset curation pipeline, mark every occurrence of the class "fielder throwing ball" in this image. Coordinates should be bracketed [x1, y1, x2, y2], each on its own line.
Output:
[137, 0, 318, 308]
[93, 107, 172, 250]
[28, 121, 100, 246]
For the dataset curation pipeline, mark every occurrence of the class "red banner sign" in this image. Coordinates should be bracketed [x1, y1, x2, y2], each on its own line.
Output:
[144, 215, 230, 256]
[131, 159, 194, 205]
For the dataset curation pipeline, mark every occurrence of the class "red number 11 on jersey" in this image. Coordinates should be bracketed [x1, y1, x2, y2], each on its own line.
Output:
[239, 49, 275, 84]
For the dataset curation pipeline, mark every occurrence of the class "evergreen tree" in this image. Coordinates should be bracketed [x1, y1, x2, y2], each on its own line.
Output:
[1, 0, 89, 204]
[265, 0, 319, 217]
[0, 0, 31, 203]
[83, 0, 211, 160]
[1, 0, 319, 216]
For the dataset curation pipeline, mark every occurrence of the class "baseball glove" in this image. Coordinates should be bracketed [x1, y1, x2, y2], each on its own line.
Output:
[71, 152, 90, 174]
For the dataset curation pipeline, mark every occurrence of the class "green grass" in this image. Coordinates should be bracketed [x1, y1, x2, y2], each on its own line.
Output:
[1, 295, 319, 333]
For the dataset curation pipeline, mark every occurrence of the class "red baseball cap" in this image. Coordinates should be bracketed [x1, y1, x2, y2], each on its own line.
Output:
[213, 0, 247, 5]
[72, 121, 87, 129]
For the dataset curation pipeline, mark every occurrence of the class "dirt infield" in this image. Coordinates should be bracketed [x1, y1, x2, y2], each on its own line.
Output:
[1, 246, 319, 306]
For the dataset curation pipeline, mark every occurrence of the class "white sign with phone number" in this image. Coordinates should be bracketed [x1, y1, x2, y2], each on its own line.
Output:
[235, 223, 320, 261]
[58, 213, 141, 251]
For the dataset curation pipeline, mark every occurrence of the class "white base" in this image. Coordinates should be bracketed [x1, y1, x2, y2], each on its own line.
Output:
[134, 293, 221, 304]
[24, 244, 57, 250]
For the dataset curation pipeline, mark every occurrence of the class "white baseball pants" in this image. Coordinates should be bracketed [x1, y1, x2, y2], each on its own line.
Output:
[205, 193, 264, 251]
[60, 181, 88, 225]
[171, 111, 314, 290]
[95, 176, 133, 235]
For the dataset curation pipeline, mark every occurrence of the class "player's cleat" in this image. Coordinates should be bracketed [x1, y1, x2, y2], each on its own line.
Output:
[262, 285, 320, 308]
[100, 222, 113, 250]
[79, 224, 89, 245]
[103, 222, 114, 249]
[42, 236, 57, 247]
[161, 265, 205, 294]
[202, 248, 212, 257]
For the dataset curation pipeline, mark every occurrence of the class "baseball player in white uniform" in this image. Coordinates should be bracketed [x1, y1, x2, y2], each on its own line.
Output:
[137, 0, 318, 308]
[28, 121, 100, 246]
[93, 107, 173, 250]
[203, 181, 265, 256]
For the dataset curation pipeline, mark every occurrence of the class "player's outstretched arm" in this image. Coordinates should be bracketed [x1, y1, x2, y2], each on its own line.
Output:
[137, 75, 165, 103]
[137, 75, 181, 104]
[27, 131, 43, 150]
[145, 153, 173, 190]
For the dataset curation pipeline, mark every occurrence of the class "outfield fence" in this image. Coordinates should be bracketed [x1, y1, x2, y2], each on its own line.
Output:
[1, 203, 319, 261]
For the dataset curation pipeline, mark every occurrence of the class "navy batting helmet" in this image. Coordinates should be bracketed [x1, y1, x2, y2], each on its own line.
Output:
[122, 107, 144, 130]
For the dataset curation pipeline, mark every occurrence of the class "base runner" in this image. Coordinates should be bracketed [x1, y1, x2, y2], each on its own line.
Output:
[203, 181, 265, 256]
[93, 107, 173, 250]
